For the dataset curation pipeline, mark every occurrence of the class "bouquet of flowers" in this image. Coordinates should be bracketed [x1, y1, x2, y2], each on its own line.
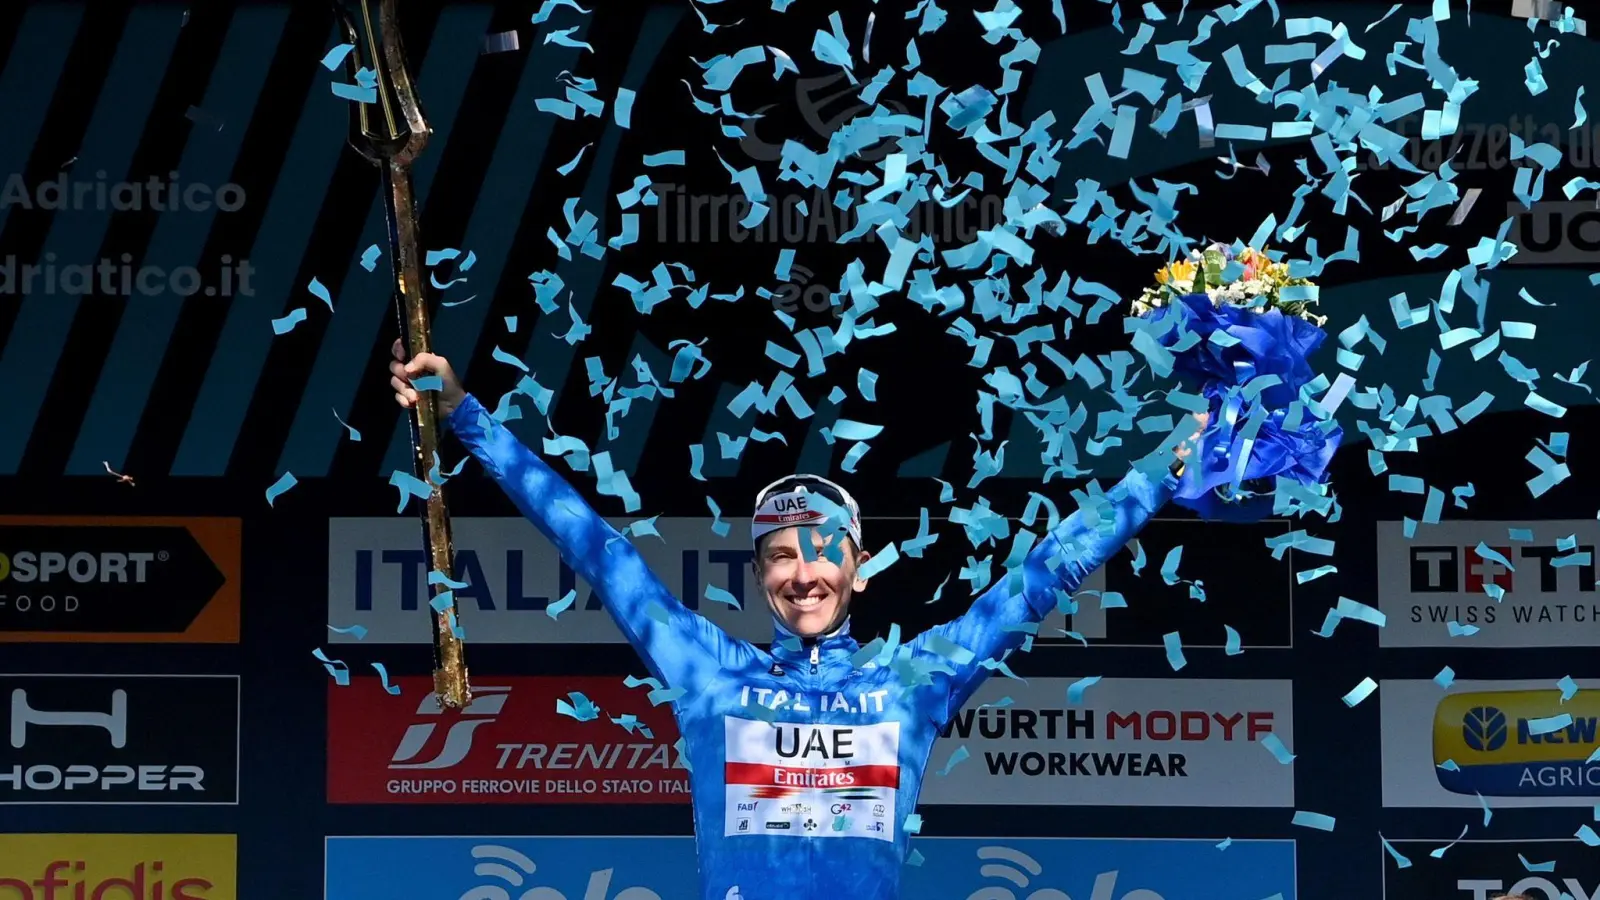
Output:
[1133, 242, 1342, 522]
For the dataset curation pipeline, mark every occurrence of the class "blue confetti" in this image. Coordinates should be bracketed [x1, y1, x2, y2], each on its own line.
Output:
[547, 589, 577, 620]
[1559, 675, 1579, 702]
[307, 276, 333, 311]
[313, 648, 349, 686]
[321, 43, 356, 71]
[265, 472, 297, 506]
[1260, 733, 1295, 765]
[1342, 677, 1378, 707]
[1224, 624, 1243, 656]
[1163, 632, 1187, 671]
[1067, 675, 1102, 705]
[557, 691, 601, 721]
[1526, 713, 1574, 736]
[1291, 810, 1335, 832]
[271, 308, 307, 335]
[371, 662, 401, 695]
[388, 469, 435, 513]
[1381, 836, 1412, 869]
[327, 623, 367, 640]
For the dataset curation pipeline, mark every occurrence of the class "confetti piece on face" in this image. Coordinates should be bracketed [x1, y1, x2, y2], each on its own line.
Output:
[271, 308, 307, 335]
[547, 589, 577, 620]
[321, 43, 356, 70]
[1260, 733, 1296, 765]
[327, 623, 367, 640]
[265, 472, 297, 506]
[307, 277, 333, 310]
[556, 692, 601, 721]
[1291, 810, 1335, 832]
[1163, 632, 1187, 671]
[937, 745, 970, 776]
[1435, 666, 1455, 689]
[313, 648, 349, 686]
[1067, 676, 1102, 705]
[371, 662, 401, 695]
[1342, 677, 1378, 707]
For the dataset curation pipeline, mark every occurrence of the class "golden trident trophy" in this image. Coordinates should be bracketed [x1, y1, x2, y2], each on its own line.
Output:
[331, 0, 470, 708]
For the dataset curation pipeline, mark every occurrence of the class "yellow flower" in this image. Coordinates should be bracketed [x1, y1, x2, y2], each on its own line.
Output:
[1155, 260, 1195, 285]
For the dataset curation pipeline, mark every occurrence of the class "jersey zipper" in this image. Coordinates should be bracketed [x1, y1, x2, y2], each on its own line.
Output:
[809, 643, 820, 676]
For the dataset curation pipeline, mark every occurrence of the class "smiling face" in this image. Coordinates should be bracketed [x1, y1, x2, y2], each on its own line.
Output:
[755, 526, 871, 638]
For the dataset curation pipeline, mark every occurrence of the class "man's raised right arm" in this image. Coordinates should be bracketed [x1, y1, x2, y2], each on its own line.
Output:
[388, 341, 745, 690]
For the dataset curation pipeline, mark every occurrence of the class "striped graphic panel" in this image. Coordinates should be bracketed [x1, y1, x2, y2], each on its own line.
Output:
[170, 22, 348, 477]
[367, 18, 603, 477]
[0, 8, 186, 474]
[271, 4, 490, 479]
[0, 4, 87, 239]
[67, 6, 288, 474]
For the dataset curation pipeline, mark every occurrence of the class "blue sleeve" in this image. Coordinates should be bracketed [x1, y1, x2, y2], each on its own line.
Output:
[447, 393, 752, 692]
[913, 468, 1176, 726]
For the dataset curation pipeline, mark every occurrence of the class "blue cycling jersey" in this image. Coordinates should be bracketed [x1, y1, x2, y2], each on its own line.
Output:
[449, 393, 1174, 900]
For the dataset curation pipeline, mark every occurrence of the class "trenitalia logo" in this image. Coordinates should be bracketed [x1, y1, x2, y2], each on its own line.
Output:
[1434, 690, 1600, 796]
[389, 686, 510, 770]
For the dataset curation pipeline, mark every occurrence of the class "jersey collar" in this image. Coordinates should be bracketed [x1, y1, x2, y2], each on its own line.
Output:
[769, 616, 859, 661]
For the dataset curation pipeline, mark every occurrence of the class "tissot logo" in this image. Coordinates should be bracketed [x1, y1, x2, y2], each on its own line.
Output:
[1382, 837, 1599, 900]
[0, 674, 239, 805]
[1409, 543, 1595, 595]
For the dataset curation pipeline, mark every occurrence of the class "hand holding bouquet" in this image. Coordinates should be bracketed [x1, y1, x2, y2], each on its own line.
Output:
[1132, 242, 1342, 522]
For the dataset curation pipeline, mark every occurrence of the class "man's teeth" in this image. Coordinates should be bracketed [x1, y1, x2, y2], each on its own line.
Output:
[790, 596, 823, 608]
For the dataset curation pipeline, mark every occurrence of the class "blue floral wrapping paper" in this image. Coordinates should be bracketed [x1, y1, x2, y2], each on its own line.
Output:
[1142, 292, 1342, 522]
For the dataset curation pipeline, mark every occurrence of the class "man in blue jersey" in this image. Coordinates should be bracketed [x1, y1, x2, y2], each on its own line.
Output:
[390, 342, 1200, 900]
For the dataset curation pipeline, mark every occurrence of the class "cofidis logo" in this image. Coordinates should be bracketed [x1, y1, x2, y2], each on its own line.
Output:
[1435, 690, 1600, 796]
[0, 833, 235, 899]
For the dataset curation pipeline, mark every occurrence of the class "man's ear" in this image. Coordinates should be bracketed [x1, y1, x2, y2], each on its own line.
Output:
[851, 549, 872, 592]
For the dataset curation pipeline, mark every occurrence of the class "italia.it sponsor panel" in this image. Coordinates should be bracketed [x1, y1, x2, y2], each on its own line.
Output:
[0, 834, 235, 900]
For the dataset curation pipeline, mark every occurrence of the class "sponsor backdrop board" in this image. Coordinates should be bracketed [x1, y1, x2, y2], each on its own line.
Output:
[1381, 679, 1600, 808]
[0, 517, 240, 642]
[0, 674, 240, 805]
[0, 833, 237, 899]
[1376, 520, 1600, 648]
[1381, 838, 1596, 900]
[329, 516, 1296, 648]
[328, 676, 687, 804]
[324, 836, 1297, 900]
[919, 677, 1295, 807]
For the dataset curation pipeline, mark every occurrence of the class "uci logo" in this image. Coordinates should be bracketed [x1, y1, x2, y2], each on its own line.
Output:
[737, 802, 757, 812]
[830, 803, 852, 814]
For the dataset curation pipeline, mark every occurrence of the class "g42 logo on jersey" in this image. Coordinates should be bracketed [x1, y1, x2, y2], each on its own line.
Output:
[829, 803, 852, 814]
